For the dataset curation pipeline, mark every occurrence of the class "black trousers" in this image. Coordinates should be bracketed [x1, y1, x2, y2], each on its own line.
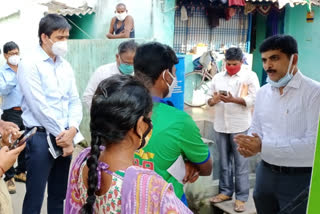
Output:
[253, 161, 311, 214]
[1, 109, 26, 181]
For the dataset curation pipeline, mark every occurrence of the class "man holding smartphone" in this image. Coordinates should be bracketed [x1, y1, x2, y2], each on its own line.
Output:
[17, 14, 82, 214]
[207, 47, 260, 212]
[0, 41, 27, 194]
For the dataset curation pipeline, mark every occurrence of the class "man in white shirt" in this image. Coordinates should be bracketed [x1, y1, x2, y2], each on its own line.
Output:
[82, 40, 138, 109]
[234, 35, 320, 214]
[17, 14, 82, 214]
[208, 47, 260, 212]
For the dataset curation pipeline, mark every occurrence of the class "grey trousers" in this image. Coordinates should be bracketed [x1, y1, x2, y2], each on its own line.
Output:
[215, 131, 249, 201]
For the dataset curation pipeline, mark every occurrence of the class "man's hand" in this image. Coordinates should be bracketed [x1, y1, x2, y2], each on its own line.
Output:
[0, 143, 26, 176]
[0, 121, 21, 146]
[183, 162, 200, 184]
[234, 133, 261, 158]
[208, 92, 221, 106]
[56, 127, 77, 148]
[220, 92, 235, 103]
[106, 33, 113, 39]
[62, 143, 74, 157]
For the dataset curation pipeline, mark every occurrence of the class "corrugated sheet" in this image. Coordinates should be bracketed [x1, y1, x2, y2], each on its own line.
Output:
[41, 1, 95, 16]
[245, 0, 320, 7]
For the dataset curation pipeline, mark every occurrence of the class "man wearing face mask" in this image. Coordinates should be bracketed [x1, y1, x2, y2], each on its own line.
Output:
[207, 47, 260, 212]
[234, 35, 320, 214]
[106, 3, 135, 39]
[83, 40, 138, 109]
[0, 41, 27, 194]
[17, 14, 82, 214]
[134, 42, 213, 206]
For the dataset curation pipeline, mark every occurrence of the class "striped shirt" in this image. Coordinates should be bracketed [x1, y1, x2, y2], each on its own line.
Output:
[249, 71, 320, 167]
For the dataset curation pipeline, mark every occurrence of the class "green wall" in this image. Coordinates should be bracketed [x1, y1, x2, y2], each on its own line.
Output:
[67, 14, 95, 39]
[252, 14, 267, 85]
[284, 5, 320, 82]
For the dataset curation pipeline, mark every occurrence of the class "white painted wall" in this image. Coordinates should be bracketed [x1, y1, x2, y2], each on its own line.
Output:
[0, 0, 47, 64]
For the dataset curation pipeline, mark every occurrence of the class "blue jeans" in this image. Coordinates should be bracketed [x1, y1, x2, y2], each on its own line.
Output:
[22, 131, 71, 214]
[215, 131, 249, 201]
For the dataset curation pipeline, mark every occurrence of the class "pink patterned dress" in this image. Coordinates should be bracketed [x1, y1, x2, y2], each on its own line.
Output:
[65, 147, 193, 214]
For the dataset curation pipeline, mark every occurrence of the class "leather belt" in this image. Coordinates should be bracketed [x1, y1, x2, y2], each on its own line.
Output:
[262, 160, 312, 174]
[12, 107, 22, 111]
[26, 126, 46, 133]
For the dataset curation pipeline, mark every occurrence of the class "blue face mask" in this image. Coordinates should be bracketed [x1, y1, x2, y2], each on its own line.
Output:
[119, 63, 134, 75]
[267, 55, 295, 88]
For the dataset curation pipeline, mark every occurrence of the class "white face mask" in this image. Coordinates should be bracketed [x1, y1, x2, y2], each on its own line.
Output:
[163, 70, 177, 98]
[50, 39, 68, 57]
[116, 12, 128, 21]
[8, 55, 20, 66]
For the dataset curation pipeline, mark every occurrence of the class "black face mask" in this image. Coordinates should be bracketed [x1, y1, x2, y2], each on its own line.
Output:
[135, 117, 153, 150]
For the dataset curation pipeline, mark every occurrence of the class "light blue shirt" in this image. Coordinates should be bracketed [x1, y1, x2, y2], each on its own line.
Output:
[17, 45, 82, 137]
[0, 63, 23, 110]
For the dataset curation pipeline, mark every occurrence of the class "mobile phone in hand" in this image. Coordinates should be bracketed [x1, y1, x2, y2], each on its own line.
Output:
[10, 127, 37, 150]
[219, 90, 228, 96]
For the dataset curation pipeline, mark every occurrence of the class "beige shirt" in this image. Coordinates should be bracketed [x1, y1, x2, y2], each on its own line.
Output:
[207, 69, 260, 133]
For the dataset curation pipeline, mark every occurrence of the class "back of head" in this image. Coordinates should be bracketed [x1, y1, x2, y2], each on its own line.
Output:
[225, 47, 243, 61]
[38, 14, 71, 45]
[118, 40, 138, 54]
[259, 34, 298, 57]
[3, 41, 19, 54]
[80, 74, 153, 214]
[134, 42, 178, 87]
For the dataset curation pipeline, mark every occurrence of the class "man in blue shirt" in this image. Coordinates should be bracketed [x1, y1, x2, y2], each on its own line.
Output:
[0, 41, 26, 194]
[17, 14, 82, 214]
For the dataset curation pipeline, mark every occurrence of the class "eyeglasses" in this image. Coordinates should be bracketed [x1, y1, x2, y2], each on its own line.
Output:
[119, 55, 133, 66]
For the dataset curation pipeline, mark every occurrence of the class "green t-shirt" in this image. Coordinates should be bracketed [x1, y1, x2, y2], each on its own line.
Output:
[134, 103, 210, 199]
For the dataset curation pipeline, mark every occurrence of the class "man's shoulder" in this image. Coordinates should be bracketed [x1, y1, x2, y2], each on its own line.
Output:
[95, 62, 119, 75]
[153, 103, 194, 124]
[300, 72, 320, 89]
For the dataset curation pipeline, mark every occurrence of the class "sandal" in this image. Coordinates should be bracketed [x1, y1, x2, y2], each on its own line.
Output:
[209, 193, 232, 203]
[234, 200, 246, 212]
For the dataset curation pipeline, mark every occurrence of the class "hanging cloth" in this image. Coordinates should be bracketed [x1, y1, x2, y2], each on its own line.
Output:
[181, 6, 188, 21]
[228, 0, 246, 7]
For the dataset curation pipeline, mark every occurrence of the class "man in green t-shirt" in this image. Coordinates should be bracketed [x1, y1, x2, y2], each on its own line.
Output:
[134, 42, 212, 205]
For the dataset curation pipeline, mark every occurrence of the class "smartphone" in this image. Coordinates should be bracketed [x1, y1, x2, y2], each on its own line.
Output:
[10, 127, 37, 150]
[219, 90, 228, 96]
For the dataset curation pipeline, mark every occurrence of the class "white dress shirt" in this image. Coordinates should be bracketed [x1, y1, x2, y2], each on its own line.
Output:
[17, 45, 82, 137]
[249, 71, 320, 167]
[207, 69, 260, 133]
[82, 62, 120, 109]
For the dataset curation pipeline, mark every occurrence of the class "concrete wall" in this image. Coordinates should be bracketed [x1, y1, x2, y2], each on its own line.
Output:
[284, 5, 320, 82]
[65, 39, 145, 142]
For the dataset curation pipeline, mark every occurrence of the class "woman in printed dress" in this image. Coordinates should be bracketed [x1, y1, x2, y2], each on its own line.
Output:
[65, 75, 192, 214]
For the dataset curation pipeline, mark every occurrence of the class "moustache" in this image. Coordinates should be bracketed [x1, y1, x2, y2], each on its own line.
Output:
[266, 69, 276, 73]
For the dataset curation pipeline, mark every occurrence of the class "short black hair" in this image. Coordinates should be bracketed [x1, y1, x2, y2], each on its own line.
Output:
[38, 14, 71, 45]
[134, 42, 178, 87]
[225, 47, 243, 61]
[118, 40, 138, 55]
[116, 3, 126, 9]
[259, 34, 298, 57]
[3, 41, 19, 54]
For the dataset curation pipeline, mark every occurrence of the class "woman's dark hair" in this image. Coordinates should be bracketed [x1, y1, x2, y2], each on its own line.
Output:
[259, 34, 298, 58]
[80, 74, 153, 214]
[134, 42, 179, 87]
[38, 14, 71, 45]
[118, 40, 138, 55]
[3, 41, 19, 54]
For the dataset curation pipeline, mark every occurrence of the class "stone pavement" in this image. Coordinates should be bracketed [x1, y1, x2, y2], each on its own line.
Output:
[11, 145, 84, 214]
